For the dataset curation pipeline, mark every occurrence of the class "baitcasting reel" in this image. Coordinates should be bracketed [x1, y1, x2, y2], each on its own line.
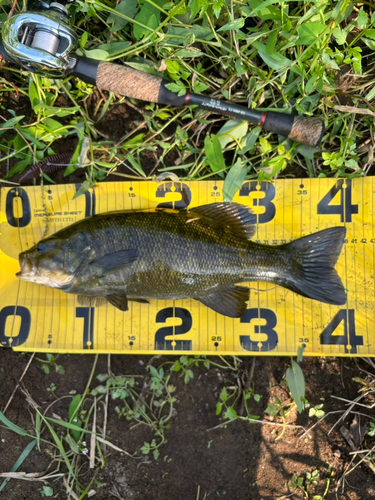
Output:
[2, 0, 78, 76]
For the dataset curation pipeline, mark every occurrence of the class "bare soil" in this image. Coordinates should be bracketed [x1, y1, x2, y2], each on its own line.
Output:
[1, 352, 375, 499]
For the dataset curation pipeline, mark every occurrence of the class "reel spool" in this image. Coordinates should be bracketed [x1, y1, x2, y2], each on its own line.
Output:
[2, 0, 78, 76]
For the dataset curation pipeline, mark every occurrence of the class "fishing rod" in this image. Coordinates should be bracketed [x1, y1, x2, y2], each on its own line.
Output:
[0, 0, 325, 147]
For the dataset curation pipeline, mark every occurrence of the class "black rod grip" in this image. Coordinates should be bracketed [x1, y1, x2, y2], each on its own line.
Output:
[187, 92, 264, 124]
[263, 111, 325, 147]
[70, 56, 100, 85]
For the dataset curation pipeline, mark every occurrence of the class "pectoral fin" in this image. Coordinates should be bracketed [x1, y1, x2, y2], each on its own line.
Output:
[89, 249, 138, 276]
[77, 295, 107, 307]
[78, 294, 149, 309]
[197, 285, 249, 318]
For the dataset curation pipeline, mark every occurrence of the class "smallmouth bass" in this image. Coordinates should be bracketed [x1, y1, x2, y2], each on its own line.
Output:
[17, 203, 347, 317]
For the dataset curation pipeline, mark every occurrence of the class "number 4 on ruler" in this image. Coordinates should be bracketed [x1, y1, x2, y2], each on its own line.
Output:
[320, 309, 363, 353]
[317, 180, 358, 222]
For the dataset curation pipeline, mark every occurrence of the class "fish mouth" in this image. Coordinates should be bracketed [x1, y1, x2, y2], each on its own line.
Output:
[16, 253, 37, 281]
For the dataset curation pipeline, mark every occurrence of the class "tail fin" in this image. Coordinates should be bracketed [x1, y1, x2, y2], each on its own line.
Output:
[284, 227, 347, 305]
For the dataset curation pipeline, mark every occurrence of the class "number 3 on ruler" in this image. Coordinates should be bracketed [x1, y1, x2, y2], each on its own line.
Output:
[239, 181, 276, 224]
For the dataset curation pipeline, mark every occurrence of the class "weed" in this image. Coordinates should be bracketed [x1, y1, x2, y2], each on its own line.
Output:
[91, 363, 177, 459]
[368, 422, 375, 437]
[36, 354, 65, 375]
[289, 464, 334, 499]
[46, 382, 57, 396]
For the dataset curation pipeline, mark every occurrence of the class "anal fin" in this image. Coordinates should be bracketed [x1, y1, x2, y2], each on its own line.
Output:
[106, 294, 129, 311]
[197, 285, 249, 318]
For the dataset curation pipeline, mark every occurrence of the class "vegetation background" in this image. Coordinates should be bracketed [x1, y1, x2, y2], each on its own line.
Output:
[0, 0, 375, 498]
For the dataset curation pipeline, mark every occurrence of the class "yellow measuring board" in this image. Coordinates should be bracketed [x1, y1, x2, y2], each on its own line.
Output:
[0, 178, 374, 356]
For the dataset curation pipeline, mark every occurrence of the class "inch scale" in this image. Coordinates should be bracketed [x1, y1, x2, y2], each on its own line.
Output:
[0, 178, 373, 356]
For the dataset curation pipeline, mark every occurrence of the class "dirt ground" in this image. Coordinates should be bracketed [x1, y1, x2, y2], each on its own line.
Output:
[1, 351, 375, 500]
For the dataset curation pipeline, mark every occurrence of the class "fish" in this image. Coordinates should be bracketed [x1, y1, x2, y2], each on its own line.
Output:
[16, 203, 347, 318]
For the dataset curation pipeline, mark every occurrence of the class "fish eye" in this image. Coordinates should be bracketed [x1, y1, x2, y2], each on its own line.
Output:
[37, 243, 46, 253]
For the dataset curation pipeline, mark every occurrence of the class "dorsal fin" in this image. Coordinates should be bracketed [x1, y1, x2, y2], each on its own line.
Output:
[190, 203, 256, 240]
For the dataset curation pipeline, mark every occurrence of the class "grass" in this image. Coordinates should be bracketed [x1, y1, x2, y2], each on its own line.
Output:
[0, 0, 374, 195]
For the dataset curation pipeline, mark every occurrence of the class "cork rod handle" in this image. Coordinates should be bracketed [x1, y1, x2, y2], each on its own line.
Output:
[93, 61, 325, 147]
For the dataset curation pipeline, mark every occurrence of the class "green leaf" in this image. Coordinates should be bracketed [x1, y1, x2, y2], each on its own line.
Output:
[47, 417, 95, 435]
[149, 365, 160, 379]
[28, 80, 39, 109]
[296, 22, 326, 45]
[0, 411, 27, 436]
[332, 27, 347, 45]
[0, 440, 37, 492]
[40, 486, 54, 497]
[43, 419, 75, 476]
[216, 402, 223, 415]
[217, 18, 244, 32]
[107, 0, 138, 32]
[305, 74, 319, 94]
[141, 442, 150, 454]
[69, 394, 82, 441]
[239, 127, 261, 154]
[364, 29, 375, 40]
[362, 37, 375, 51]
[365, 86, 375, 102]
[357, 7, 368, 29]
[217, 120, 248, 148]
[73, 180, 94, 199]
[330, 0, 353, 24]
[321, 52, 340, 70]
[65, 433, 80, 454]
[69, 394, 82, 420]
[84, 49, 109, 60]
[253, 42, 291, 71]
[219, 387, 228, 402]
[205, 134, 226, 173]
[259, 136, 272, 154]
[126, 152, 146, 177]
[97, 41, 132, 55]
[285, 360, 305, 413]
[223, 159, 247, 202]
[224, 406, 237, 420]
[174, 48, 204, 58]
[165, 81, 186, 97]
[125, 61, 160, 76]
[0, 115, 24, 129]
[297, 144, 319, 160]
[166, 25, 213, 43]
[133, 0, 163, 40]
